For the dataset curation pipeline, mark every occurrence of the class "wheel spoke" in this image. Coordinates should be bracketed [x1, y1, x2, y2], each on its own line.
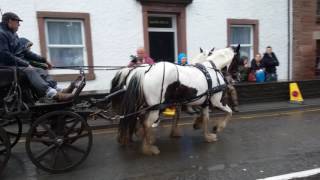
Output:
[65, 132, 89, 142]
[6, 131, 18, 137]
[40, 123, 57, 138]
[63, 144, 86, 154]
[34, 144, 56, 161]
[51, 147, 60, 169]
[64, 120, 81, 136]
[61, 147, 73, 164]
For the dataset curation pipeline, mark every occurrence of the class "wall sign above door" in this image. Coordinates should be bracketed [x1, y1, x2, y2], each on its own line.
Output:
[148, 16, 172, 28]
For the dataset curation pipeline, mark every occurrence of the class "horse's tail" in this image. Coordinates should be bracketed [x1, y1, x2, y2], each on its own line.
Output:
[118, 70, 145, 145]
[110, 68, 130, 113]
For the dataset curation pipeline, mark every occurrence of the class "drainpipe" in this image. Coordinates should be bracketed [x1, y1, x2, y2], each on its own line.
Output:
[288, 0, 293, 81]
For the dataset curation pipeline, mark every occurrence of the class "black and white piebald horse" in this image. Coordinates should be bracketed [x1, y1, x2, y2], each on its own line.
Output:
[112, 46, 240, 155]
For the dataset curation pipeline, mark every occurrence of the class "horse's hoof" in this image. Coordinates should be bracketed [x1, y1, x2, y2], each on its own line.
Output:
[212, 126, 218, 134]
[142, 145, 160, 155]
[170, 128, 183, 138]
[193, 123, 201, 130]
[205, 133, 218, 143]
[149, 136, 156, 145]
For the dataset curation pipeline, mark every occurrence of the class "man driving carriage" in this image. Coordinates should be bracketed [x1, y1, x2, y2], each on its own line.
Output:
[0, 12, 75, 101]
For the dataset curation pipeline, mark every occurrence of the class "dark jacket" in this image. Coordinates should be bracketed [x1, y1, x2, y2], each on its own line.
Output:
[261, 52, 279, 74]
[16, 38, 46, 63]
[0, 22, 29, 67]
[250, 59, 264, 71]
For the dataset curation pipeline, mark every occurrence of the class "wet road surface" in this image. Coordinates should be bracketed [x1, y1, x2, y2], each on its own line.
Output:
[1, 108, 320, 180]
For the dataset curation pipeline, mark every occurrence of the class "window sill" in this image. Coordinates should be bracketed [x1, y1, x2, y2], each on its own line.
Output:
[51, 73, 95, 82]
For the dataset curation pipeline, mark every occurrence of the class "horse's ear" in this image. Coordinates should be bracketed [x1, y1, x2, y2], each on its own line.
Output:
[208, 47, 215, 56]
[236, 44, 240, 53]
[200, 47, 203, 53]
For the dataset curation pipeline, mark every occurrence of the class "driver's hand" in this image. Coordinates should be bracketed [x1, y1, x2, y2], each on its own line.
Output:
[46, 60, 53, 70]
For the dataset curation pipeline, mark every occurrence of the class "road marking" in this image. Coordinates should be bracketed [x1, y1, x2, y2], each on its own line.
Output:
[257, 168, 320, 180]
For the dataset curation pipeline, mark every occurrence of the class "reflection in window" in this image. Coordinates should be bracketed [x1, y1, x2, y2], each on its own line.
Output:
[230, 25, 253, 60]
[45, 20, 86, 67]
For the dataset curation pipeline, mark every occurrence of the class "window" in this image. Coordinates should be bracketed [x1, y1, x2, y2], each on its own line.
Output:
[227, 19, 259, 61]
[37, 12, 94, 81]
[230, 25, 253, 60]
[46, 20, 86, 67]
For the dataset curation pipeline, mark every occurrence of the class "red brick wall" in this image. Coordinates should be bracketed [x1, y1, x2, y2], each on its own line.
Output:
[292, 0, 317, 80]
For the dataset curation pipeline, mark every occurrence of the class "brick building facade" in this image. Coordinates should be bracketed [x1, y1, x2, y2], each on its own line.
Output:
[292, 0, 318, 80]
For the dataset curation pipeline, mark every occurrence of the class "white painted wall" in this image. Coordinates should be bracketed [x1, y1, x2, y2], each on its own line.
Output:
[0, 0, 289, 91]
[186, 0, 289, 81]
[1, 0, 144, 91]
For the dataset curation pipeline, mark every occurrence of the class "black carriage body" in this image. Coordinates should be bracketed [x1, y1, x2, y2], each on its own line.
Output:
[0, 66, 92, 174]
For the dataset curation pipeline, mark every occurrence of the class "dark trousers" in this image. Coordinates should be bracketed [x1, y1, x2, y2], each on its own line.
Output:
[19, 66, 57, 97]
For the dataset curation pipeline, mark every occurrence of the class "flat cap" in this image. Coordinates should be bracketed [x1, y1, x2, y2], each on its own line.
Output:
[2, 12, 23, 22]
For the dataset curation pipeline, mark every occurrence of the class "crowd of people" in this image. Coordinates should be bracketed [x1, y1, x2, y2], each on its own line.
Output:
[238, 46, 279, 83]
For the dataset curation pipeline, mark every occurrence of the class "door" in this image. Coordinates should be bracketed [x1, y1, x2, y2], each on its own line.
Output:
[148, 15, 177, 63]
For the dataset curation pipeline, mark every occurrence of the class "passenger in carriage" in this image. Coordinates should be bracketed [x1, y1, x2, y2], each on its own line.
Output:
[127, 47, 155, 67]
[0, 12, 75, 101]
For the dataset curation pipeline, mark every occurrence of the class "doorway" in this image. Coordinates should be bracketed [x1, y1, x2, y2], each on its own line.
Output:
[148, 14, 177, 63]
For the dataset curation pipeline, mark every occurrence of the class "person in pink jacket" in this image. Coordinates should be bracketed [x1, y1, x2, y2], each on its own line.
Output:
[128, 47, 155, 67]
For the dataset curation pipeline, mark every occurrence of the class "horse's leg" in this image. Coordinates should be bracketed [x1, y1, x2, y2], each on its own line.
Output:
[210, 92, 233, 134]
[193, 108, 203, 130]
[142, 110, 160, 155]
[202, 106, 217, 142]
[170, 106, 182, 138]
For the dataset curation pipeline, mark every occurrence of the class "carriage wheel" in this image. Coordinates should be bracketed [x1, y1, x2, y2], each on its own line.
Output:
[0, 127, 11, 175]
[0, 116, 22, 152]
[25, 111, 92, 173]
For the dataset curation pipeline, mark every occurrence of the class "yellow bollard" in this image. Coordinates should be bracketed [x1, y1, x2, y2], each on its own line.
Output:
[289, 82, 304, 104]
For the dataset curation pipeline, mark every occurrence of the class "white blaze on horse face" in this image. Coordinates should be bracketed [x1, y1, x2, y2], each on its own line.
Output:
[206, 48, 235, 70]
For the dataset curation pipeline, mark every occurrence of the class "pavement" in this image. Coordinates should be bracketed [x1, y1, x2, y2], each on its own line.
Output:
[86, 97, 320, 130]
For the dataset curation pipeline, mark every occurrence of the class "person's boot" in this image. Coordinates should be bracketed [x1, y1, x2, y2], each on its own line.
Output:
[61, 81, 76, 93]
[62, 75, 82, 93]
[53, 92, 74, 102]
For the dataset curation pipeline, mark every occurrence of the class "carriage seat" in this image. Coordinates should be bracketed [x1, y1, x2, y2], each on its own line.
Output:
[0, 66, 29, 88]
[0, 68, 14, 88]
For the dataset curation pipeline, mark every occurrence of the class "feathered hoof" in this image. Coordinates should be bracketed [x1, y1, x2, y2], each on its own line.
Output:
[117, 134, 130, 145]
[212, 126, 218, 134]
[205, 133, 218, 143]
[142, 145, 160, 155]
[193, 123, 201, 130]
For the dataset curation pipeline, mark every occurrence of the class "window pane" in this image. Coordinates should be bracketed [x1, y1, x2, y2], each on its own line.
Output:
[239, 46, 251, 60]
[49, 48, 84, 66]
[231, 26, 251, 44]
[47, 21, 83, 45]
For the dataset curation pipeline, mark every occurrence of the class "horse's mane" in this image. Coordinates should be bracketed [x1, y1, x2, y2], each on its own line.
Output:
[206, 48, 234, 70]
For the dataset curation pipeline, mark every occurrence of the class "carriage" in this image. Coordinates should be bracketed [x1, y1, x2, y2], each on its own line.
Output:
[0, 46, 239, 175]
[0, 66, 93, 174]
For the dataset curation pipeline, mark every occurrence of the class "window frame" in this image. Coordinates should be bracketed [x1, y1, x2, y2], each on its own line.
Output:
[37, 11, 95, 81]
[227, 19, 259, 61]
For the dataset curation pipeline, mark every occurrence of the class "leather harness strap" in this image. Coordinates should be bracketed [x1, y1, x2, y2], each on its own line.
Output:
[194, 62, 226, 106]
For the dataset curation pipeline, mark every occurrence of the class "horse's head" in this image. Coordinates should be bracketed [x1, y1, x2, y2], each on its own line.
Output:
[228, 44, 241, 74]
[189, 47, 214, 64]
[207, 46, 236, 70]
